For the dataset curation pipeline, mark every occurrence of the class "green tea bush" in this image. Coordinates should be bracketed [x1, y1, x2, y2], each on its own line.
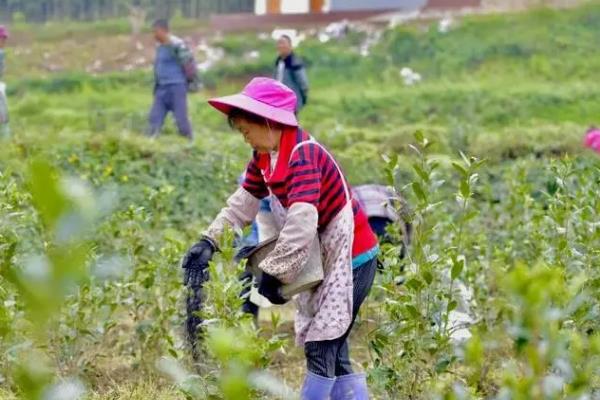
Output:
[368, 133, 600, 398]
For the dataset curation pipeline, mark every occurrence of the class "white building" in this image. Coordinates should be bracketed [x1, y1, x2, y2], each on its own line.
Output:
[254, 0, 425, 15]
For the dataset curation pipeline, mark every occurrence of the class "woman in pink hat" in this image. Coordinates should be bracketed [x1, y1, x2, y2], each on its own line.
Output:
[0, 25, 9, 138]
[182, 77, 379, 399]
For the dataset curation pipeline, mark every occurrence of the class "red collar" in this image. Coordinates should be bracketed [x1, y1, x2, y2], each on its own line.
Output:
[257, 128, 309, 184]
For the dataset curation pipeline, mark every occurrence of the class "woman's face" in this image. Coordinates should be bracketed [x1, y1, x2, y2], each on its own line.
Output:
[232, 117, 279, 154]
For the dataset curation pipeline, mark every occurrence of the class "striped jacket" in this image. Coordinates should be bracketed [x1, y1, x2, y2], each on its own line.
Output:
[243, 128, 377, 260]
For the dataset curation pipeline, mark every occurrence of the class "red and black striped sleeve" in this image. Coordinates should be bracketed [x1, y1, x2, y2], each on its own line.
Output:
[287, 143, 321, 207]
[242, 155, 269, 199]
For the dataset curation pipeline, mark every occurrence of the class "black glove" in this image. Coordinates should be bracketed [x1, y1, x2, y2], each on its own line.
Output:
[258, 272, 288, 305]
[182, 238, 216, 287]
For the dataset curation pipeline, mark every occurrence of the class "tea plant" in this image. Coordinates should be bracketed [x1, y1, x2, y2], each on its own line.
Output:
[369, 132, 484, 398]
[370, 134, 600, 398]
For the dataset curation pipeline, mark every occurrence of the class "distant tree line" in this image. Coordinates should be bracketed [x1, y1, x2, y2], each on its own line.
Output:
[0, 0, 255, 22]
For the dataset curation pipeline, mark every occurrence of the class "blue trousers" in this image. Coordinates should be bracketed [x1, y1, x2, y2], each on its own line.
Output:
[148, 83, 192, 138]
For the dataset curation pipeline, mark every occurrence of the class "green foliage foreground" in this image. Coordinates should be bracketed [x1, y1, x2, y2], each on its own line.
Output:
[1, 130, 598, 399]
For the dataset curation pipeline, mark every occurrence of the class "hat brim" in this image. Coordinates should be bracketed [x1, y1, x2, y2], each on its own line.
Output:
[208, 93, 298, 127]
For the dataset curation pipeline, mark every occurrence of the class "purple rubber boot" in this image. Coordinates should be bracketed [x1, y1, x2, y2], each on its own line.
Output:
[301, 371, 336, 400]
[330, 373, 369, 400]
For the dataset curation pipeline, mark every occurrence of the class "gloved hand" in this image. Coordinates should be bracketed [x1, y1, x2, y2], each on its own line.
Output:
[182, 237, 216, 287]
[258, 272, 288, 305]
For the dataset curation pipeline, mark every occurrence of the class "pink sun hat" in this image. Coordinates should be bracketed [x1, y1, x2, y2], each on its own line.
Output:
[0, 26, 8, 39]
[208, 77, 298, 127]
[584, 128, 600, 154]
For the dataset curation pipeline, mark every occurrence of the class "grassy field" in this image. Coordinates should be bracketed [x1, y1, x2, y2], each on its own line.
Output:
[1, 3, 600, 399]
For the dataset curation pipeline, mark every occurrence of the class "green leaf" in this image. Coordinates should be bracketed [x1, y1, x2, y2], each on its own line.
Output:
[404, 304, 420, 319]
[451, 258, 464, 280]
[385, 169, 395, 187]
[459, 151, 470, 167]
[460, 179, 471, 199]
[465, 335, 483, 365]
[405, 278, 424, 292]
[422, 270, 433, 285]
[448, 300, 458, 312]
[412, 164, 430, 183]
[414, 130, 425, 143]
[28, 159, 68, 230]
[435, 357, 453, 373]
[166, 335, 175, 347]
[408, 144, 422, 157]
[387, 153, 399, 169]
[412, 182, 427, 203]
[464, 210, 478, 222]
[452, 161, 468, 178]
[473, 158, 486, 169]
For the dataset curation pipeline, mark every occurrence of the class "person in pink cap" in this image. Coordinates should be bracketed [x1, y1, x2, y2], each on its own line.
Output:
[182, 77, 379, 399]
[0, 25, 9, 138]
[585, 127, 600, 154]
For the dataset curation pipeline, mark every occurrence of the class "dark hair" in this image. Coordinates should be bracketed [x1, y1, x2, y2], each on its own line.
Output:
[279, 35, 292, 45]
[227, 108, 269, 129]
[153, 19, 169, 31]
